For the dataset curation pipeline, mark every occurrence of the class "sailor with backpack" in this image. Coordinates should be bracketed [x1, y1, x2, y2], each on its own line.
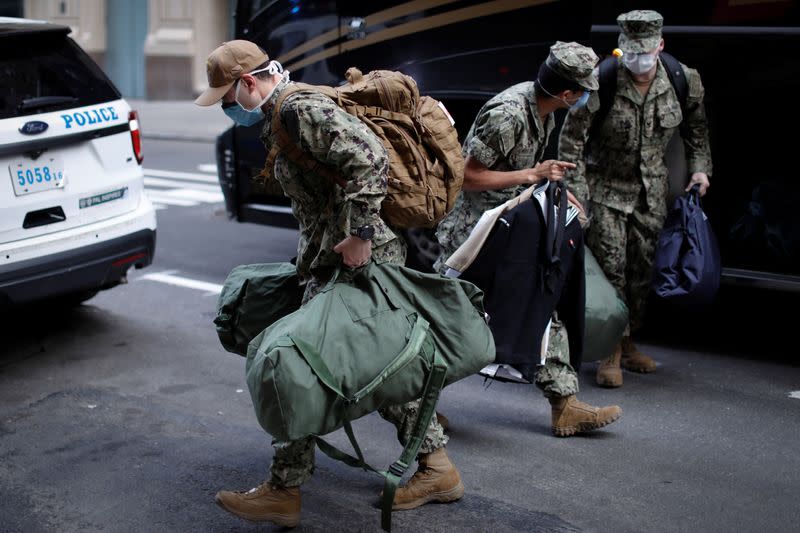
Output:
[558, 10, 713, 388]
[195, 40, 473, 529]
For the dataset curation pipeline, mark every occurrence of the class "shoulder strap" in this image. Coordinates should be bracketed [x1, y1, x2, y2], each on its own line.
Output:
[263, 85, 347, 187]
[659, 52, 689, 113]
[588, 56, 619, 141]
[659, 52, 690, 137]
[293, 313, 446, 532]
[589, 53, 690, 140]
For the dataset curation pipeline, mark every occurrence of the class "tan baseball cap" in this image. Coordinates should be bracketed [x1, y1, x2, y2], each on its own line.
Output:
[195, 40, 269, 106]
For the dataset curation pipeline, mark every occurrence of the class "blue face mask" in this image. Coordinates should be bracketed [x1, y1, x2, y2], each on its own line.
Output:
[570, 91, 590, 109]
[223, 101, 264, 127]
[222, 62, 287, 127]
[538, 83, 590, 110]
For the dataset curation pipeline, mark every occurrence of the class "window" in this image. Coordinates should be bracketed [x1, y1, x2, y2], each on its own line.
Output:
[0, 34, 119, 120]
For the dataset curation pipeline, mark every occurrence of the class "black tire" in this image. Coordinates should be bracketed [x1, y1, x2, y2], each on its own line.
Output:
[403, 228, 440, 273]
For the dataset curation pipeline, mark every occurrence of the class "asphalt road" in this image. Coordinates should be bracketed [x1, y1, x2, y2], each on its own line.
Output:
[1, 139, 799, 533]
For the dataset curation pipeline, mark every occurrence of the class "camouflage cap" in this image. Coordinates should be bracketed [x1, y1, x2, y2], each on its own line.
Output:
[545, 41, 599, 91]
[617, 10, 663, 54]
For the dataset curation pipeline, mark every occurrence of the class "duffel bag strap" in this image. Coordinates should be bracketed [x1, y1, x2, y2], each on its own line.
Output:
[314, 346, 447, 532]
[290, 315, 430, 404]
[314, 427, 380, 474]
[291, 314, 430, 468]
[351, 316, 430, 402]
[379, 347, 447, 532]
[291, 316, 446, 531]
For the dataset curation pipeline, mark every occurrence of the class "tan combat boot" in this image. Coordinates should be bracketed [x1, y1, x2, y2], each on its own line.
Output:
[596, 343, 623, 387]
[391, 447, 465, 510]
[215, 482, 300, 527]
[549, 395, 622, 437]
[620, 337, 657, 373]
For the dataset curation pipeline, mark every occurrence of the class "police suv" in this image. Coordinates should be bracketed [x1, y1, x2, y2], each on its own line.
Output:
[0, 18, 156, 308]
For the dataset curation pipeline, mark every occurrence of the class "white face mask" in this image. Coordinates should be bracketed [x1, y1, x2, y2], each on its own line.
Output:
[622, 51, 658, 75]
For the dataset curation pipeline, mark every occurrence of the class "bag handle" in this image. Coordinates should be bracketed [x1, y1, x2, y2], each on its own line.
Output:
[683, 184, 703, 227]
[345, 67, 365, 86]
[320, 260, 372, 293]
[688, 183, 701, 205]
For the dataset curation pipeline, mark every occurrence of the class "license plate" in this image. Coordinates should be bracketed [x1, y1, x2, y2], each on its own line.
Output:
[8, 158, 65, 196]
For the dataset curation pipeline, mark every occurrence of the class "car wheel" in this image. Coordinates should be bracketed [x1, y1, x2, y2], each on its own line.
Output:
[403, 228, 440, 273]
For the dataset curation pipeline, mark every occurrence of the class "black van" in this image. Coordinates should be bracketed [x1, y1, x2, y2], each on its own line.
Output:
[216, 0, 800, 290]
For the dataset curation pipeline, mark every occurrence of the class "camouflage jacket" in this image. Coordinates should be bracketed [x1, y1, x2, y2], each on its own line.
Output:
[558, 58, 712, 215]
[260, 77, 404, 283]
[434, 82, 555, 271]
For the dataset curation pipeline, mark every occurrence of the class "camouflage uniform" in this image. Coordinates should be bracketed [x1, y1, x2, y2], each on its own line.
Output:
[435, 42, 598, 399]
[261, 76, 447, 487]
[433, 81, 555, 272]
[558, 11, 713, 334]
[534, 319, 578, 398]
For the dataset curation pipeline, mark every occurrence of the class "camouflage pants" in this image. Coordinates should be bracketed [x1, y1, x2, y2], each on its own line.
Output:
[587, 197, 666, 334]
[534, 318, 579, 398]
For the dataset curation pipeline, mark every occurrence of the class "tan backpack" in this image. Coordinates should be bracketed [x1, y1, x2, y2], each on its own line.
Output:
[264, 68, 465, 229]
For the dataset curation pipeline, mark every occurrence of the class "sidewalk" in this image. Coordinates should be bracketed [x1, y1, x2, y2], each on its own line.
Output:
[128, 100, 231, 143]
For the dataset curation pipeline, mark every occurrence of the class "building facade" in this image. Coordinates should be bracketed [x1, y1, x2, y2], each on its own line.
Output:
[10, 0, 232, 99]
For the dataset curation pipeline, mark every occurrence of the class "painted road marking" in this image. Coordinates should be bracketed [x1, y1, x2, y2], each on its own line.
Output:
[143, 168, 219, 184]
[139, 272, 223, 293]
[142, 168, 223, 210]
[143, 192, 199, 207]
[789, 391, 800, 400]
[197, 163, 217, 174]
[143, 176, 223, 193]
[161, 188, 224, 203]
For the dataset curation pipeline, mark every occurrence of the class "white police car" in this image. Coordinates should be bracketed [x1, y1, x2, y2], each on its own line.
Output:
[0, 17, 156, 308]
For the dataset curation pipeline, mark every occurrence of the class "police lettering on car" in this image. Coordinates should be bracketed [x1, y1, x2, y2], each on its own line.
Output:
[60, 105, 120, 129]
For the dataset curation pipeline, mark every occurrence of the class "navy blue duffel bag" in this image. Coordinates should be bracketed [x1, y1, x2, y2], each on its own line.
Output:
[652, 185, 721, 305]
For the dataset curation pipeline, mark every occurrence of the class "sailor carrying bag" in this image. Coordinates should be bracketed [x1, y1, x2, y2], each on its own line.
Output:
[243, 261, 494, 530]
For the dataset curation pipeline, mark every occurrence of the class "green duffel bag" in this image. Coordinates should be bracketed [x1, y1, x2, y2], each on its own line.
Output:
[583, 249, 629, 362]
[246, 261, 495, 531]
[214, 262, 304, 356]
